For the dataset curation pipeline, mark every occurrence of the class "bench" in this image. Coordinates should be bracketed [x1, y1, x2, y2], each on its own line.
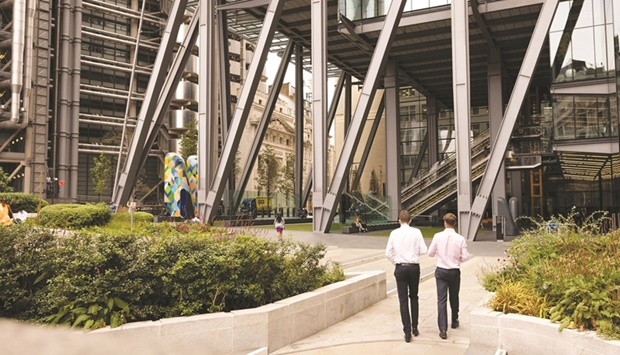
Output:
[341, 222, 399, 234]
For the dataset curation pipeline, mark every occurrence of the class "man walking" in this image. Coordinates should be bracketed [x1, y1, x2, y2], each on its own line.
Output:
[428, 213, 469, 340]
[385, 210, 428, 343]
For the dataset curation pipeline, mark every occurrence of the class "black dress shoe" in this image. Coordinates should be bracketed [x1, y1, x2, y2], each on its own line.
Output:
[451, 320, 459, 329]
[412, 328, 419, 337]
[405, 333, 412, 342]
[439, 331, 447, 339]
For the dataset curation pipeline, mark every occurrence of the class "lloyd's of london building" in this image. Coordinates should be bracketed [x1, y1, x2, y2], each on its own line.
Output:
[0, 0, 618, 240]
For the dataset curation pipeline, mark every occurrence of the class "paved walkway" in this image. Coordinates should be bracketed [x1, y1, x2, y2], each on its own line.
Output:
[269, 227, 509, 355]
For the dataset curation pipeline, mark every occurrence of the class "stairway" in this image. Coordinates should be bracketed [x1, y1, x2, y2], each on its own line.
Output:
[401, 130, 491, 217]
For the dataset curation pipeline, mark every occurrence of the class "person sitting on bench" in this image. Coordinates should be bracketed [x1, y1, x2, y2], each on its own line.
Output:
[353, 215, 368, 233]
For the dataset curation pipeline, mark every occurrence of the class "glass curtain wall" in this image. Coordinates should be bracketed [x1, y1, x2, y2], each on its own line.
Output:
[399, 88, 427, 182]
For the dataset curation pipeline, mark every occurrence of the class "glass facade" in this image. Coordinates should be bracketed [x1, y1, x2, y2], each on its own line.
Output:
[340, 0, 452, 20]
[553, 94, 618, 140]
[550, 0, 616, 83]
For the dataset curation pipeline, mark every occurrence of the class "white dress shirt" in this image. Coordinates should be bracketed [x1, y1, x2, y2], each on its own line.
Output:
[428, 228, 469, 269]
[385, 224, 428, 265]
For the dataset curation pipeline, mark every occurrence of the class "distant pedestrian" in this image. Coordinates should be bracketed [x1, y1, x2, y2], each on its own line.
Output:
[274, 213, 285, 240]
[428, 213, 469, 340]
[385, 210, 428, 343]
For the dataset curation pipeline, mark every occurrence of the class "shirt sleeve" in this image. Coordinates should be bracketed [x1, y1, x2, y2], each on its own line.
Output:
[460, 238, 469, 262]
[385, 235, 395, 264]
[418, 231, 428, 255]
[428, 236, 437, 257]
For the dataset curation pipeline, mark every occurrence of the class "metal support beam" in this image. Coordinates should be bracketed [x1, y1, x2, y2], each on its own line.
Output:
[311, 0, 328, 231]
[488, 47, 505, 232]
[112, 0, 188, 206]
[219, 0, 234, 216]
[294, 42, 304, 210]
[232, 41, 294, 214]
[452, 0, 473, 235]
[198, 0, 217, 221]
[385, 63, 401, 221]
[316, 0, 407, 232]
[466, 0, 560, 240]
[199, 0, 285, 223]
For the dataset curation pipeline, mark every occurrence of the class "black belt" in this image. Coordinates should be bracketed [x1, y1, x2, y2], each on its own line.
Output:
[396, 263, 418, 266]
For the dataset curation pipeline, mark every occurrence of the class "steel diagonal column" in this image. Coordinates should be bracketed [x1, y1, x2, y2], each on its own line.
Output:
[198, 0, 217, 221]
[295, 43, 304, 210]
[232, 42, 294, 213]
[452, 0, 472, 237]
[385, 63, 401, 220]
[218, 0, 234, 215]
[466, 0, 560, 240]
[488, 48, 505, 232]
[136, 10, 200, 180]
[199, 0, 285, 223]
[311, 0, 328, 231]
[112, 0, 188, 206]
[317, 0, 407, 232]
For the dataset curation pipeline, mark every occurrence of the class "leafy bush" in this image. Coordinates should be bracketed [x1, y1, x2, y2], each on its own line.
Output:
[39, 203, 111, 229]
[0, 223, 345, 330]
[0, 192, 48, 212]
[482, 211, 620, 339]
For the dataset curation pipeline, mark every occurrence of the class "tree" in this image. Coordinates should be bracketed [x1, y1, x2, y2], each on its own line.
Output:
[0, 166, 13, 192]
[279, 153, 295, 206]
[369, 168, 380, 195]
[255, 146, 280, 212]
[91, 152, 112, 201]
[179, 118, 198, 158]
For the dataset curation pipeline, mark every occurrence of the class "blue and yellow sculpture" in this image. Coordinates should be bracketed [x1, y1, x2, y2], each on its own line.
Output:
[186, 155, 198, 216]
[164, 152, 198, 218]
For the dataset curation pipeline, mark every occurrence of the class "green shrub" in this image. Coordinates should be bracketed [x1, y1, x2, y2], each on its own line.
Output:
[482, 211, 620, 339]
[0, 192, 48, 212]
[39, 203, 111, 229]
[0, 224, 345, 330]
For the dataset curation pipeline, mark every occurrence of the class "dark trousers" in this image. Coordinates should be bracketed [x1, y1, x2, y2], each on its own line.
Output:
[394, 264, 421, 334]
[435, 267, 461, 332]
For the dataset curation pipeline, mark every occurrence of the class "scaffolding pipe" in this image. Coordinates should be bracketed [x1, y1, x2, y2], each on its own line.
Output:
[9, 0, 25, 123]
[82, 1, 164, 24]
[82, 30, 159, 49]
[81, 60, 151, 75]
[69, 0, 83, 201]
[56, 0, 72, 194]
[114, 0, 147, 201]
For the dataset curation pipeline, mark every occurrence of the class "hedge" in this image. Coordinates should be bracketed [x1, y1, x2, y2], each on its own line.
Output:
[0, 224, 344, 330]
[38, 203, 111, 229]
[0, 192, 48, 212]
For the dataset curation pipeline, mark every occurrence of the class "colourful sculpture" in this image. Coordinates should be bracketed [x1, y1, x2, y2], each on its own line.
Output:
[186, 155, 198, 216]
[164, 153, 198, 218]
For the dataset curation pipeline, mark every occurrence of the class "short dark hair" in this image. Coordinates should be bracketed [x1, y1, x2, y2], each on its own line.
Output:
[443, 213, 457, 227]
[399, 210, 411, 224]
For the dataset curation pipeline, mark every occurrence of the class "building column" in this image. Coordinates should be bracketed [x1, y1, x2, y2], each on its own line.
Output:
[488, 47, 506, 231]
[426, 95, 439, 166]
[452, 0, 472, 234]
[295, 43, 304, 210]
[384, 63, 401, 220]
[311, 0, 328, 231]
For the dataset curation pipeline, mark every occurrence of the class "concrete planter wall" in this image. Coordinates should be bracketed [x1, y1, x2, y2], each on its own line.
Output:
[470, 305, 620, 354]
[92, 271, 386, 354]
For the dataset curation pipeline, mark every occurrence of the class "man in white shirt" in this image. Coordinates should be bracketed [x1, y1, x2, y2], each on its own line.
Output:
[385, 210, 428, 343]
[428, 213, 470, 340]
